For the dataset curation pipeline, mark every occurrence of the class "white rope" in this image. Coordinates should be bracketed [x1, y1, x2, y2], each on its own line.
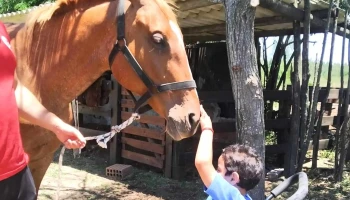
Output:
[56, 102, 140, 200]
[56, 99, 79, 200]
[84, 113, 140, 148]
[72, 99, 80, 158]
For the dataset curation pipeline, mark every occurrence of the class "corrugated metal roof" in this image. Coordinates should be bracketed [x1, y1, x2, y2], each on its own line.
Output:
[176, 0, 347, 41]
[0, 0, 347, 41]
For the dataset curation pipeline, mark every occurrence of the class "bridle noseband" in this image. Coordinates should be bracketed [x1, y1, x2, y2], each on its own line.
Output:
[108, 0, 197, 114]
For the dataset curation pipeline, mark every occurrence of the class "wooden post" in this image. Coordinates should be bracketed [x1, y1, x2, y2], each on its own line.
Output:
[164, 134, 173, 178]
[335, 8, 349, 180]
[312, 0, 338, 169]
[220, 0, 265, 198]
[297, 0, 333, 172]
[109, 76, 122, 164]
[277, 99, 292, 174]
[337, 15, 350, 181]
[287, 2, 301, 175]
[171, 140, 185, 180]
[299, 0, 311, 169]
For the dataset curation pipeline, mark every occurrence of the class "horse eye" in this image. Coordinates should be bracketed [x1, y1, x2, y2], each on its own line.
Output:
[152, 33, 164, 44]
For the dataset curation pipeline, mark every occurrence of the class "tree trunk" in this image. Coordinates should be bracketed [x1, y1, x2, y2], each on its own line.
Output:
[220, 0, 265, 199]
[287, 17, 301, 177]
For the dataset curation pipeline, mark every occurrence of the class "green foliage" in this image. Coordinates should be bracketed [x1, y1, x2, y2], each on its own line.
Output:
[340, 0, 350, 10]
[0, 0, 52, 14]
[265, 131, 277, 145]
[319, 149, 336, 162]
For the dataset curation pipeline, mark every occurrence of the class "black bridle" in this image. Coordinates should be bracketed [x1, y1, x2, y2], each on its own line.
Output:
[108, 0, 196, 114]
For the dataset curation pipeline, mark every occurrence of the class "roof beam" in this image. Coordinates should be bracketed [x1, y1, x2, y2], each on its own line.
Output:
[176, 0, 219, 11]
[255, 27, 325, 37]
[259, 0, 350, 38]
[182, 16, 292, 35]
[184, 35, 226, 43]
[181, 0, 350, 39]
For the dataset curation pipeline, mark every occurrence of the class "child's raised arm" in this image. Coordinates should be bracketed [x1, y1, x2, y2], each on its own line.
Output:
[195, 105, 216, 187]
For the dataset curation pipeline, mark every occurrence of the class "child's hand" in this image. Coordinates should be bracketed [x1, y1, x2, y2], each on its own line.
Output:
[199, 105, 213, 131]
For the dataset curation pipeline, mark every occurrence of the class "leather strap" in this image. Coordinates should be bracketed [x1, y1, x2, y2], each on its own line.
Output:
[157, 81, 196, 92]
[108, 44, 120, 66]
[116, 0, 125, 40]
[120, 45, 155, 93]
[126, 90, 152, 113]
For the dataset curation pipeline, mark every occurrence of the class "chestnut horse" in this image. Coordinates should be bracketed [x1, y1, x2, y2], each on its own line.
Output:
[5, 0, 200, 193]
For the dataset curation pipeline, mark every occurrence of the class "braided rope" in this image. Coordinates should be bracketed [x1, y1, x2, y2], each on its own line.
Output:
[56, 112, 140, 200]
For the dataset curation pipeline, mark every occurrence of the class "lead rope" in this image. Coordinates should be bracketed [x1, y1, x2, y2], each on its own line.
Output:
[55, 99, 140, 200]
[72, 98, 80, 158]
[56, 98, 79, 200]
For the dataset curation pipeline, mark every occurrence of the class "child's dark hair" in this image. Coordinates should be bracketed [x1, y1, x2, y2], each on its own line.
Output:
[221, 144, 263, 191]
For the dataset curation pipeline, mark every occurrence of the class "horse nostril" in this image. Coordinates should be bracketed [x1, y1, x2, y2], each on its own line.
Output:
[188, 113, 196, 126]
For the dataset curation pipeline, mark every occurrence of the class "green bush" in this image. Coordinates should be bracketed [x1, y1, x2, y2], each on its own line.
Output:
[0, 0, 52, 14]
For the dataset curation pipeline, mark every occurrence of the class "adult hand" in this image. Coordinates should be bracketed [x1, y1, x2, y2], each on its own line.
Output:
[199, 105, 213, 131]
[53, 122, 86, 149]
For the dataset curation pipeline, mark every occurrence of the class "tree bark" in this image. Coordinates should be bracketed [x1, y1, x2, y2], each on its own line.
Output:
[336, 34, 350, 181]
[297, 0, 332, 172]
[313, 0, 338, 169]
[219, 0, 265, 199]
[287, 17, 301, 177]
[334, 8, 348, 174]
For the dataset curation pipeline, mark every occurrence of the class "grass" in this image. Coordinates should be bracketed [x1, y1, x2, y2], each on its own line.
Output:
[265, 150, 350, 200]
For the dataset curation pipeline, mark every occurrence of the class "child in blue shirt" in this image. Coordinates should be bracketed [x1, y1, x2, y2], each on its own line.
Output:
[195, 106, 263, 200]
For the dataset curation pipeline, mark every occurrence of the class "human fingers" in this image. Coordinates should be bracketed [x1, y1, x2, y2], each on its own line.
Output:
[65, 139, 82, 149]
[64, 139, 74, 149]
[67, 127, 86, 146]
[200, 105, 208, 117]
[77, 140, 86, 149]
[74, 130, 86, 145]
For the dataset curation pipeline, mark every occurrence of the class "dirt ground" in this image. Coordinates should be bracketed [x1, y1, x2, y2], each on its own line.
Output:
[38, 147, 350, 200]
[38, 147, 206, 200]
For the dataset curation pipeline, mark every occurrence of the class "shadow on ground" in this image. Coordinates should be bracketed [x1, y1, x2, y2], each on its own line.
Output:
[40, 146, 350, 200]
[40, 145, 206, 200]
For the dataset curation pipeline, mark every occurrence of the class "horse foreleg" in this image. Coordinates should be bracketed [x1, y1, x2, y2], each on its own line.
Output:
[21, 125, 62, 194]
[28, 153, 56, 194]
[20, 106, 72, 197]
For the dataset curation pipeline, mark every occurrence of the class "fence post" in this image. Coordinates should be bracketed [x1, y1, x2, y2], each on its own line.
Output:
[109, 76, 122, 164]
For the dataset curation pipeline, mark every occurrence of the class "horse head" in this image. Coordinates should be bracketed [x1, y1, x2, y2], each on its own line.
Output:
[11, 0, 200, 141]
[109, 0, 200, 141]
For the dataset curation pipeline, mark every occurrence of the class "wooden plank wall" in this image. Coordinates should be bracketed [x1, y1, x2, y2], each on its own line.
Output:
[78, 80, 113, 138]
[76, 76, 121, 164]
[120, 88, 167, 170]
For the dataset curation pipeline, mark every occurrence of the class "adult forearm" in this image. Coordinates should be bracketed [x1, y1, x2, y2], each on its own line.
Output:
[15, 81, 63, 133]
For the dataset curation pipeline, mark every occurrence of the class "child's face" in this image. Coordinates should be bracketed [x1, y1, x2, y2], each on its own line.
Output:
[216, 155, 227, 177]
[217, 155, 240, 185]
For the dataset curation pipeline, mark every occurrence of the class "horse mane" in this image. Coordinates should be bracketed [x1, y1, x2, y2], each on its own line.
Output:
[25, 0, 109, 25]
[22, 0, 179, 44]
[25, 0, 178, 25]
[154, 0, 179, 23]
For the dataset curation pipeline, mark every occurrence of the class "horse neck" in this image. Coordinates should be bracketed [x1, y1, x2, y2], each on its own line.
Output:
[14, 1, 119, 112]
